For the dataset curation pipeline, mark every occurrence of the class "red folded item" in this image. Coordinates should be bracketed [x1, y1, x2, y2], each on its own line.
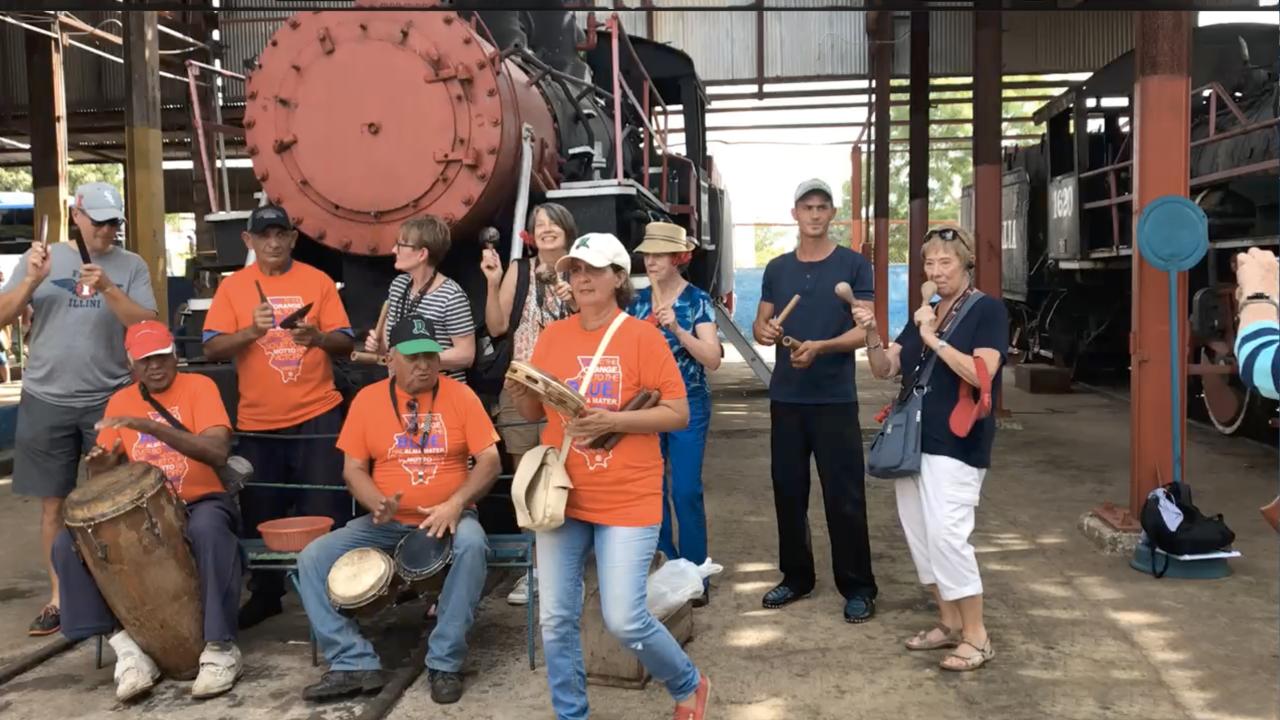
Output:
[874, 401, 893, 424]
[949, 356, 993, 437]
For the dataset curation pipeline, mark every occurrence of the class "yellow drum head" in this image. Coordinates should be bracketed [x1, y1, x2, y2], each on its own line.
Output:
[326, 547, 394, 609]
[64, 462, 166, 526]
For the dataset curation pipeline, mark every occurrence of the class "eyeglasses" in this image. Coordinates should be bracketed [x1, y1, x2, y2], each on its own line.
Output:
[395, 242, 423, 251]
[405, 398, 420, 437]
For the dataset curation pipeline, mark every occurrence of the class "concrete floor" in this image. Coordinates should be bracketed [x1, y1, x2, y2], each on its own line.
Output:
[0, 359, 1276, 720]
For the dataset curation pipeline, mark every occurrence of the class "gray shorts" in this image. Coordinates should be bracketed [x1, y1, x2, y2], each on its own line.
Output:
[13, 391, 107, 499]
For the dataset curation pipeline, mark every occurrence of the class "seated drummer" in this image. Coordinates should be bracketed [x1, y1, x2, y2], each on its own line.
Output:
[296, 316, 501, 705]
[50, 320, 243, 702]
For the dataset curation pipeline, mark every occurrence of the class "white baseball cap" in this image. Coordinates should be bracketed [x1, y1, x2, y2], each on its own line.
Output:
[555, 232, 633, 274]
[793, 178, 834, 204]
[74, 182, 125, 223]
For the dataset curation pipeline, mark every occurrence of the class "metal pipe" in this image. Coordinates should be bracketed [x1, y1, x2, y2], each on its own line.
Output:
[610, 14, 623, 182]
[185, 62, 220, 212]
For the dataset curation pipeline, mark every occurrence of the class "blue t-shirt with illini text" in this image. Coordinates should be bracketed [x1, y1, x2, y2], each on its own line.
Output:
[760, 245, 874, 404]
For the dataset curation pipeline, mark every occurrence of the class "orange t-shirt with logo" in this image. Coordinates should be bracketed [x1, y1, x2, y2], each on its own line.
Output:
[203, 261, 351, 430]
[95, 373, 232, 504]
[529, 310, 687, 527]
[337, 376, 499, 526]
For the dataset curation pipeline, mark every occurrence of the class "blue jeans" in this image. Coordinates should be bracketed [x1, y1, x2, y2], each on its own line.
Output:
[296, 511, 488, 673]
[536, 519, 700, 720]
[658, 389, 711, 568]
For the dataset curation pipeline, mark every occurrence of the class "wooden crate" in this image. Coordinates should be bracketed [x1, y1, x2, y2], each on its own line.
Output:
[581, 553, 696, 689]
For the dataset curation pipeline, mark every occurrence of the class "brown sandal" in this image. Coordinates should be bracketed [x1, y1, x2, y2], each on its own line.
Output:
[940, 638, 994, 671]
[905, 622, 961, 651]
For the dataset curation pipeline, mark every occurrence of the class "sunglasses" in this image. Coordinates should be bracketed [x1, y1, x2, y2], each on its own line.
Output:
[405, 398, 421, 437]
[927, 227, 970, 250]
[90, 218, 123, 229]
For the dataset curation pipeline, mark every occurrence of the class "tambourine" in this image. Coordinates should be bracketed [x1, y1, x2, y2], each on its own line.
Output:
[505, 360, 587, 418]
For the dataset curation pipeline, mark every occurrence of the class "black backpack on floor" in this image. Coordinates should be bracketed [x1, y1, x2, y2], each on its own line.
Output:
[1139, 482, 1235, 578]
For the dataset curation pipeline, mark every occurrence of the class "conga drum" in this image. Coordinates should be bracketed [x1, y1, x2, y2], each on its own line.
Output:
[394, 530, 453, 598]
[63, 462, 204, 679]
[326, 547, 401, 617]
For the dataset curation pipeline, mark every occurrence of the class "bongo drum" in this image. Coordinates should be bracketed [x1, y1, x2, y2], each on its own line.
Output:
[505, 360, 587, 418]
[394, 530, 453, 597]
[63, 462, 204, 679]
[326, 547, 400, 617]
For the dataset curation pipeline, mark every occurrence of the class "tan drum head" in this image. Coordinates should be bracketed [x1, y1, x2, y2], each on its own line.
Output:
[505, 360, 587, 418]
[64, 462, 166, 526]
[327, 547, 394, 609]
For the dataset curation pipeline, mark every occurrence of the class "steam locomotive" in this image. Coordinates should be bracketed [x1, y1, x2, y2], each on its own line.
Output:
[182, 1, 735, 530]
[963, 22, 1279, 437]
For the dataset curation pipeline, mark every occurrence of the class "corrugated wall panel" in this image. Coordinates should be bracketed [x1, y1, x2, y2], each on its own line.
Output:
[574, 10, 649, 39]
[1, 24, 30, 117]
[766, 2, 867, 80]
[653, 7, 755, 82]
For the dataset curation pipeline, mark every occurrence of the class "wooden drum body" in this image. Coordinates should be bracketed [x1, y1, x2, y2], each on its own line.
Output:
[63, 462, 204, 680]
[505, 360, 586, 418]
[327, 547, 401, 618]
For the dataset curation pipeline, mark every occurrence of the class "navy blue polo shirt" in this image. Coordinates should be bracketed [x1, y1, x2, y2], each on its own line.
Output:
[761, 246, 874, 404]
[894, 293, 1009, 469]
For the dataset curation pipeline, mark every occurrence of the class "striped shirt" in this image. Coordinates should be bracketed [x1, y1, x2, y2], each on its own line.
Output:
[1234, 319, 1280, 401]
[385, 273, 476, 381]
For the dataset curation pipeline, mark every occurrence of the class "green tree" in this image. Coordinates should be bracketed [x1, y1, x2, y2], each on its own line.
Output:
[0, 163, 124, 193]
[836, 81, 1047, 262]
[754, 225, 788, 267]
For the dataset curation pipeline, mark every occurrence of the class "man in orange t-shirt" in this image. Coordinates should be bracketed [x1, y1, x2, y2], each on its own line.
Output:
[202, 205, 356, 628]
[296, 316, 501, 706]
[51, 320, 243, 702]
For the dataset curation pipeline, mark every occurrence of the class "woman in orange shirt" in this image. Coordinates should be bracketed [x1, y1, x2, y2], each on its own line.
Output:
[509, 233, 710, 720]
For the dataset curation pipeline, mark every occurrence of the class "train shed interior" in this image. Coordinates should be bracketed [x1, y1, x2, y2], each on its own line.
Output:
[0, 2, 1277, 719]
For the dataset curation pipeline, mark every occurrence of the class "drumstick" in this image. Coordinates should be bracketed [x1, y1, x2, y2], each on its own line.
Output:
[774, 294, 801, 324]
[350, 351, 389, 365]
[374, 300, 390, 350]
[589, 389, 659, 449]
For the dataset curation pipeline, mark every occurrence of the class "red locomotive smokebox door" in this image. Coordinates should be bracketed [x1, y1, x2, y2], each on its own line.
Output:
[289, 41, 458, 214]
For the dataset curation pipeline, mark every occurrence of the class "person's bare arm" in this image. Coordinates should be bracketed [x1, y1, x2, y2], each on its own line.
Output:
[96, 419, 231, 468]
[673, 322, 723, 371]
[752, 300, 780, 346]
[343, 454, 399, 520]
[930, 341, 1002, 388]
[440, 333, 476, 371]
[484, 262, 518, 338]
[506, 380, 547, 422]
[0, 245, 50, 327]
[566, 397, 689, 439]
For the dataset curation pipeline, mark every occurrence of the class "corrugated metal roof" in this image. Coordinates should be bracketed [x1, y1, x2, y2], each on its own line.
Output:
[655, 0, 755, 81]
[766, 1, 868, 79]
[893, 10, 1132, 76]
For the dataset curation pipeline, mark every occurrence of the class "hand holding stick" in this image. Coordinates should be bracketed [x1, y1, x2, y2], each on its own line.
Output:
[588, 389, 659, 449]
[350, 351, 389, 365]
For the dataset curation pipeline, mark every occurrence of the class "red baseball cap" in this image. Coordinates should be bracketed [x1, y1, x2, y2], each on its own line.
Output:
[125, 320, 175, 361]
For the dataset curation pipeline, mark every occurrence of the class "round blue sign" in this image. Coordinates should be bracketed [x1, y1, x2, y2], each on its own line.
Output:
[1136, 195, 1209, 272]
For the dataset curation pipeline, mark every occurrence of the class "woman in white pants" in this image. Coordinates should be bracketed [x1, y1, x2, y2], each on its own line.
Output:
[856, 225, 1008, 672]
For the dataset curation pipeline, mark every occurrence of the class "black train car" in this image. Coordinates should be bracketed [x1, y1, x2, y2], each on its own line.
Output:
[963, 22, 1278, 436]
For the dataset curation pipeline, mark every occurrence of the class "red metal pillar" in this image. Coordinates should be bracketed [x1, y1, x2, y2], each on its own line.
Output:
[1129, 12, 1191, 518]
[972, 6, 1002, 299]
[850, 147, 864, 253]
[907, 10, 929, 310]
[871, 10, 892, 334]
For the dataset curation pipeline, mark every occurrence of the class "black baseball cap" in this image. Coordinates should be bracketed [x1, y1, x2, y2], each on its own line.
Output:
[389, 316, 444, 356]
[246, 204, 293, 233]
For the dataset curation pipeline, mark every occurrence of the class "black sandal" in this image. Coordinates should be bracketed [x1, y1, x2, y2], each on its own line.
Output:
[28, 605, 60, 637]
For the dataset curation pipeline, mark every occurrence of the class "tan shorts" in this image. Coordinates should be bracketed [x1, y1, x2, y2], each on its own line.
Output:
[496, 387, 543, 457]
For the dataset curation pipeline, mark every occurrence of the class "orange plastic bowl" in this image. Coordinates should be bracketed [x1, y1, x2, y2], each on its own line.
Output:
[257, 516, 334, 552]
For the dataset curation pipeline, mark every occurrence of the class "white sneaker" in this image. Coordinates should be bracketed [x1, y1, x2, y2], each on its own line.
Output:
[507, 572, 537, 606]
[108, 631, 160, 702]
[191, 642, 243, 699]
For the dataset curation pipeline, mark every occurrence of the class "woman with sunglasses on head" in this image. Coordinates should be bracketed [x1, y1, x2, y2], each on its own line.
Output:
[478, 202, 578, 606]
[508, 232, 711, 720]
[626, 221, 722, 606]
[365, 216, 475, 381]
[856, 225, 1008, 672]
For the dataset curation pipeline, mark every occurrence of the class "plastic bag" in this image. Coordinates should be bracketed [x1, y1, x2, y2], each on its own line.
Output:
[646, 557, 724, 617]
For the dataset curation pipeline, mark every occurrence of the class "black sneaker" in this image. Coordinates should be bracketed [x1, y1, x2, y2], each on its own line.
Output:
[28, 605, 60, 637]
[844, 596, 875, 624]
[428, 669, 464, 704]
[237, 594, 283, 630]
[762, 583, 811, 609]
[301, 670, 387, 702]
[692, 586, 710, 608]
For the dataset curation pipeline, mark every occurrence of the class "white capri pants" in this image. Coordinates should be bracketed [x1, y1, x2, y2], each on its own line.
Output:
[894, 453, 986, 602]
